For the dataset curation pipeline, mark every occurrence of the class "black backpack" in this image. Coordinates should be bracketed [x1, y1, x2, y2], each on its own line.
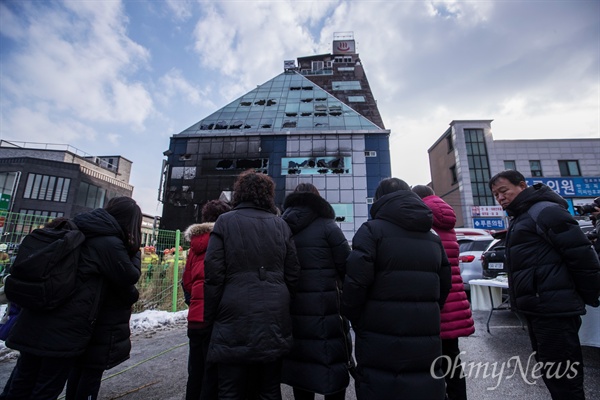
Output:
[4, 219, 85, 310]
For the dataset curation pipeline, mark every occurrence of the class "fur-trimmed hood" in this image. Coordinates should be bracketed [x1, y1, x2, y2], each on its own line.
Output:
[282, 192, 336, 234]
[184, 222, 215, 241]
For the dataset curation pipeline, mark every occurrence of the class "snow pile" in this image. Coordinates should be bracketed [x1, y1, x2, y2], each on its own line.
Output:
[0, 307, 188, 361]
[130, 309, 188, 335]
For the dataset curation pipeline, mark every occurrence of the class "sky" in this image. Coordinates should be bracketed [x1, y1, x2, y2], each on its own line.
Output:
[0, 0, 598, 216]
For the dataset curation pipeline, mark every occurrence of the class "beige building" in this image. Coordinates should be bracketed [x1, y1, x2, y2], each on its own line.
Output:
[428, 120, 600, 228]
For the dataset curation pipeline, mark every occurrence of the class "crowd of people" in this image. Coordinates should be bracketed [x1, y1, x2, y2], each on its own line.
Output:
[1, 168, 599, 400]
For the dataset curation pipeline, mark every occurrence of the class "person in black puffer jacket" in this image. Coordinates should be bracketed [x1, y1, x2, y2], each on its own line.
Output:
[204, 170, 300, 399]
[3, 197, 142, 400]
[489, 170, 600, 400]
[65, 196, 143, 400]
[281, 183, 352, 400]
[342, 178, 451, 400]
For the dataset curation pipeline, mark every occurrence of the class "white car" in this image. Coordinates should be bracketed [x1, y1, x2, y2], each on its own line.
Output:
[458, 235, 494, 291]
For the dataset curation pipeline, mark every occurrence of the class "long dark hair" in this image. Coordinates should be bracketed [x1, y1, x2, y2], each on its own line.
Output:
[104, 196, 142, 256]
[232, 170, 277, 213]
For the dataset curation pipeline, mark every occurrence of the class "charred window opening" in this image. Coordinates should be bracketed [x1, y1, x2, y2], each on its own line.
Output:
[302, 86, 313, 90]
[285, 112, 298, 117]
[266, 99, 277, 106]
[214, 121, 228, 129]
[329, 112, 342, 116]
[215, 158, 269, 172]
[290, 86, 302, 91]
[314, 123, 328, 127]
[281, 157, 352, 175]
[315, 97, 327, 102]
[301, 112, 312, 117]
[254, 99, 266, 106]
[282, 121, 297, 128]
[301, 98, 313, 103]
[179, 154, 192, 161]
[314, 112, 327, 117]
[240, 101, 252, 106]
[261, 123, 272, 128]
[229, 121, 243, 129]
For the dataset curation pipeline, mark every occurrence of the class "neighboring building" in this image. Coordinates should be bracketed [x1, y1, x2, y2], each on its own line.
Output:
[160, 33, 391, 241]
[0, 140, 134, 241]
[428, 120, 600, 229]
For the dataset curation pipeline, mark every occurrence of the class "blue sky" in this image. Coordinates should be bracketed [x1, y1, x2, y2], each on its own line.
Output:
[1, 0, 598, 215]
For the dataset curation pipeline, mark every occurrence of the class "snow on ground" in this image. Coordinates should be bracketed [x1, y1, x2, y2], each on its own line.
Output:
[0, 305, 188, 361]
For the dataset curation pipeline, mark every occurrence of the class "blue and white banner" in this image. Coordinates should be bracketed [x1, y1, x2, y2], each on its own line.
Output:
[526, 177, 600, 197]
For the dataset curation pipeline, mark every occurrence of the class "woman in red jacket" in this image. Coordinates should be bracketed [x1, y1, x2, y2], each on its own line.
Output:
[413, 185, 475, 400]
[182, 200, 231, 400]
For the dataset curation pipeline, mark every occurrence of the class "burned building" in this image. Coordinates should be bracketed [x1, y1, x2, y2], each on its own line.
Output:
[160, 33, 391, 241]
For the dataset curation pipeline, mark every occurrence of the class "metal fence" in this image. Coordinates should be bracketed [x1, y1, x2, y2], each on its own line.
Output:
[0, 211, 187, 313]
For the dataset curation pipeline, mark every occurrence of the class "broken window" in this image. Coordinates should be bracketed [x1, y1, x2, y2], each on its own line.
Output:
[281, 157, 352, 175]
[215, 158, 269, 172]
[282, 121, 297, 128]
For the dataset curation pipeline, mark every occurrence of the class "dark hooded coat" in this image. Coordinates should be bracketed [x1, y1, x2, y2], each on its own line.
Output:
[7, 209, 141, 363]
[504, 184, 600, 316]
[203, 202, 300, 364]
[342, 190, 452, 400]
[280, 192, 351, 395]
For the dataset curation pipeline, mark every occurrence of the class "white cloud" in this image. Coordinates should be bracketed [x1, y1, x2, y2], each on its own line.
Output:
[165, 0, 193, 21]
[157, 68, 213, 108]
[0, 0, 154, 140]
[1, 106, 96, 144]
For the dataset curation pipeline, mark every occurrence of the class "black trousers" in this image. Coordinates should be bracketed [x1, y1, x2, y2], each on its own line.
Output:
[441, 338, 467, 400]
[65, 366, 104, 400]
[525, 315, 585, 400]
[186, 328, 218, 400]
[1, 352, 74, 400]
[218, 359, 282, 400]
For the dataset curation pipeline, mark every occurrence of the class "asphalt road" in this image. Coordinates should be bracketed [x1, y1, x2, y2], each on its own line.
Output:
[0, 310, 598, 399]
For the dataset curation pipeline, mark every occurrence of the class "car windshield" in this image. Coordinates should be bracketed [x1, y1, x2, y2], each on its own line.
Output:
[459, 239, 492, 252]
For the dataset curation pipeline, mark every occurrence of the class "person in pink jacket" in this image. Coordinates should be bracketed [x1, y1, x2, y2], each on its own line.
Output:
[413, 185, 475, 400]
[182, 199, 232, 400]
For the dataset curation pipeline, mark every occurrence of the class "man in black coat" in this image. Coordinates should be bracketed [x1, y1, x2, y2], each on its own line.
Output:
[489, 170, 600, 400]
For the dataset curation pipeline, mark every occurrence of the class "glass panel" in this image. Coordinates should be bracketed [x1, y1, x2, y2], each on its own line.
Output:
[76, 182, 89, 206]
[39, 176, 49, 200]
[45, 176, 56, 201]
[86, 185, 98, 208]
[54, 178, 64, 202]
[61, 179, 70, 202]
[31, 174, 42, 199]
[24, 173, 35, 199]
